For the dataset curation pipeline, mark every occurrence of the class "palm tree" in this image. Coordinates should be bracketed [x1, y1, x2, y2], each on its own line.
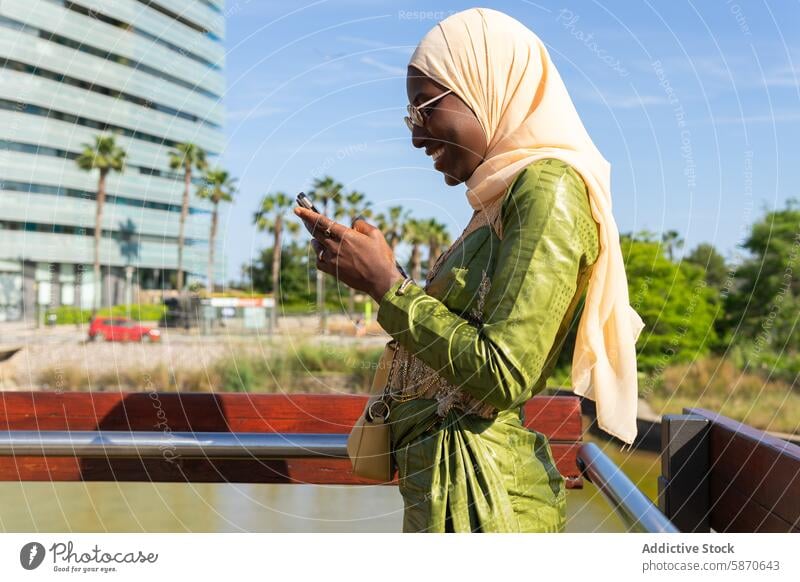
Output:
[169, 143, 207, 291]
[254, 192, 299, 330]
[196, 168, 237, 294]
[426, 218, 451, 271]
[310, 176, 344, 216]
[633, 229, 657, 243]
[403, 218, 429, 282]
[309, 176, 344, 333]
[375, 205, 409, 253]
[76, 134, 126, 313]
[661, 229, 685, 261]
[343, 190, 372, 314]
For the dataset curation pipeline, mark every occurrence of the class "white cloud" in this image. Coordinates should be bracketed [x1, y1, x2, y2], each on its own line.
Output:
[359, 56, 406, 76]
[336, 35, 415, 56]
[581, 91, 669, 109]
[761, 65, 800, 88]
[632, 55, 799, 89]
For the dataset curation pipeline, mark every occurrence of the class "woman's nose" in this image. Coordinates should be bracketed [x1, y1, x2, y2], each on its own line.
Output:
[411, 124, 428, 149]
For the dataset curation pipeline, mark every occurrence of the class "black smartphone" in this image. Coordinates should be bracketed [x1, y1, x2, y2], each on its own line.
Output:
[296, 192, 321, 214]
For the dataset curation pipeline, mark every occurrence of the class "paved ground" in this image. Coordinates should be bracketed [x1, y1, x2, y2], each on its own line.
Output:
[0, 314, 386, 346]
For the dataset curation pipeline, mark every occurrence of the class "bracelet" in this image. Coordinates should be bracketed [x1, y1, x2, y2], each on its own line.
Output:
[395, 277, 415, 295]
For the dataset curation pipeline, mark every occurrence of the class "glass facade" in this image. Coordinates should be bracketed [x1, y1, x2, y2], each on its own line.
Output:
[0, 0, 225, 320]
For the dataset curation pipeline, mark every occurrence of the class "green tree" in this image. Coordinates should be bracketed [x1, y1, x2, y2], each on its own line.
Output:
[767, 293, 800, 354]
[310, 176, 344, 215]
[425, 218, 451, 271]
[722, 200, 800, 371]
[375, 205, 409, 252]
[255, 192, 299, 328]
[724, 200, 800, 334]
[661, 229, 684, 261]
[623, 235, 721, 373]
[342, 190, 372, 314]
[246, 241, 314, 306]
[169, 143, 207, 291]
[76, 134, 126, 313]
[557, 234, 722, 382]
[197, 168, 236, 293]
[343, 190, 372, 224]
[403, 218, 429, 282]
[309, 177, 344, 332]
[684, 243, 728, 290]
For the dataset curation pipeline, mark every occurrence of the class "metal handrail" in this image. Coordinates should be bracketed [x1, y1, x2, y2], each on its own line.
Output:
[0, 431, 349, 459]
[1, 431, 677, 532]
[577, 442, 679, 533]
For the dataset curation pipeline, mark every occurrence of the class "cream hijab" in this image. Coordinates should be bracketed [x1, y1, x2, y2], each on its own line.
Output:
[409, 8, 645, 445]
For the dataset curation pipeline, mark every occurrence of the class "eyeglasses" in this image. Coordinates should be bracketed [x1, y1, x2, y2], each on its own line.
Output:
[404, 89, 452, 131]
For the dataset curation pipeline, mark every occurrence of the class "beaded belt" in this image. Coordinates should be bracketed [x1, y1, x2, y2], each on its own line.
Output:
[386, 343, 497, 420]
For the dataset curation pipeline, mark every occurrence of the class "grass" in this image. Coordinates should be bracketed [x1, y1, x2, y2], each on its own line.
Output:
[545, 355, 798, 435]
[36, 342, 385, 395]
[644, 356, 800, 435]
[34, 346, 798, 435]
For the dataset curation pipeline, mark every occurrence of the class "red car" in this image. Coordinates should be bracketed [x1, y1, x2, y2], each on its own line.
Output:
[88, 317, 161, 343]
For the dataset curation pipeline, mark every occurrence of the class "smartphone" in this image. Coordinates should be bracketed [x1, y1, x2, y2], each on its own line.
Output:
[296, 192, 321, 214]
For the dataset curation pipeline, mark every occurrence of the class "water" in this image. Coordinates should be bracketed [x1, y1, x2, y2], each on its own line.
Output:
[0, 436, 661, 533]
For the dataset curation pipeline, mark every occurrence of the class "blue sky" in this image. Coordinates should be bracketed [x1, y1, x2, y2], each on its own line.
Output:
[217, 0, 800, 281]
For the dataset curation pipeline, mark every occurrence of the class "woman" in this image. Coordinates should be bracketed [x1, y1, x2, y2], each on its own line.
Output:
[295, 8, 644, 532]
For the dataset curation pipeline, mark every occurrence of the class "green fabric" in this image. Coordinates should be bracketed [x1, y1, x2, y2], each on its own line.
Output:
[378, 158, 600, 533]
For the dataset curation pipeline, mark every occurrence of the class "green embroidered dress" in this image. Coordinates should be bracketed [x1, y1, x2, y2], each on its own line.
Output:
[377, 159, 600, 533]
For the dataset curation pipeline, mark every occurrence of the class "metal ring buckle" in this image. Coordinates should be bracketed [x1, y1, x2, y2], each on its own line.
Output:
[366, 399, 390, 423]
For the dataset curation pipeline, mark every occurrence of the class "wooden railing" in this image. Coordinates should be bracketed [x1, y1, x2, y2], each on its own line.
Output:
[658, 408, 800, 533]
[0, 392, 584, 487]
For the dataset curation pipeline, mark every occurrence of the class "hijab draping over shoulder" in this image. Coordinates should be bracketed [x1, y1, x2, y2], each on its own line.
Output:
[408, 7, 645, 445]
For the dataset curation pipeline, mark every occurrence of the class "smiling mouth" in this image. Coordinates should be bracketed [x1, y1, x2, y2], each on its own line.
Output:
[428, 146, 445, 162]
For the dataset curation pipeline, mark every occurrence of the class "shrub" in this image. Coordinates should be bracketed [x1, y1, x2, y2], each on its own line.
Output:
[645, 356, 798, 434]
[45, 304, 167, 325]
[215, 358, 256, 392]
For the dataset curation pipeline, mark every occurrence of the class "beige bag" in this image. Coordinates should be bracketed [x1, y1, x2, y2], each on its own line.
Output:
[346, 340, 399, 482]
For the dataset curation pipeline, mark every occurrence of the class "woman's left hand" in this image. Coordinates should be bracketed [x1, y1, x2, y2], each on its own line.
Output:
[294, 206, 404, 303]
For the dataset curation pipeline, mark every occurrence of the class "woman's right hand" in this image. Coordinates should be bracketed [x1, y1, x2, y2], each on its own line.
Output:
[294, 207, 404, 303]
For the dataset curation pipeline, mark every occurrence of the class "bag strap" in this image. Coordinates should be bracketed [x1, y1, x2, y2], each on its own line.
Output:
[366, 340, 400, 423]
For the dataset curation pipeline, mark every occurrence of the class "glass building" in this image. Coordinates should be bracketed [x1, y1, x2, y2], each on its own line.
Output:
[0, 0, 225, 321]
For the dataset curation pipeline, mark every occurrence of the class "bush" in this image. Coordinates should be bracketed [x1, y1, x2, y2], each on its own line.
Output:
[45, 304, 167, 325]
[215, 358, 257, 393]
[35, 341, 385, 394]
[728, 342, 800, 386]
[644, 356, 799, 434]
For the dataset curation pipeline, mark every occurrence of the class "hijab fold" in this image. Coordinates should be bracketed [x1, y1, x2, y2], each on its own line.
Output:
[409, 8, 645, 445]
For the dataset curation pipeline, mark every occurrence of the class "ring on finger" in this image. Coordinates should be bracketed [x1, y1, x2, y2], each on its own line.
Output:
[318, 248, 325, 262]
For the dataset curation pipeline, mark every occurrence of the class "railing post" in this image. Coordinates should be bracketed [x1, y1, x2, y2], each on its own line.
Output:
[658, 414, 710, 532]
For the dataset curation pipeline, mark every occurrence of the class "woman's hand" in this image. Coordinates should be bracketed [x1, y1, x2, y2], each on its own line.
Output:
[294, 207, 404, 303]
